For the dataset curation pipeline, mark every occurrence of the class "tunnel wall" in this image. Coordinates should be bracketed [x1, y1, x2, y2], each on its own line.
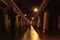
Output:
[58, 16, 60, 30]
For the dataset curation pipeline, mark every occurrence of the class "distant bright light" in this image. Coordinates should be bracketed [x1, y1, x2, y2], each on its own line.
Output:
[34, 8, 38, 12]
[24, 14, 27, 16]
[32, 17, 34, 20]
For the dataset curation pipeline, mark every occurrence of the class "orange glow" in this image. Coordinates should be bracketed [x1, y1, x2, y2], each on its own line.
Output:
[24, 14, 27, 16]
[32, 17, 34, 20]
[30, 25, 41, 40]
[34, 8, 38, 12]
[22, 25, 42, 40]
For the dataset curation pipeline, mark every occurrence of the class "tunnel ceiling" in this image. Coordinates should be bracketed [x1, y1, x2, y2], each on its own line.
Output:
[14, 0, 60, 16]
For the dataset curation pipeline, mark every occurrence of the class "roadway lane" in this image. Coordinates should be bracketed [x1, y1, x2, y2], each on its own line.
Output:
[21, 25, 60, 40]
[21, 25, 41, 40]
[0, 25, 60, 40]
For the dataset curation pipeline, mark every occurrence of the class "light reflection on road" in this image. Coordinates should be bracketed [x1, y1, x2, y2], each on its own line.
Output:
[21, 25, 41, 40]
[30, 25, 41, 40]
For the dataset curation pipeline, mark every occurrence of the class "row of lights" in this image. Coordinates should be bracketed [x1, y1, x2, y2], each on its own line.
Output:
[24, 7, 38, 25]
[24, 7, 38, 19]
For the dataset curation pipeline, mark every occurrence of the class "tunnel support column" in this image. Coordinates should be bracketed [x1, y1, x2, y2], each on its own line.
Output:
[43, 10, 49, 33]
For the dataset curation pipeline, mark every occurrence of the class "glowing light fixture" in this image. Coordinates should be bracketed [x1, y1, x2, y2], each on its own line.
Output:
[34, 8, 38, 12]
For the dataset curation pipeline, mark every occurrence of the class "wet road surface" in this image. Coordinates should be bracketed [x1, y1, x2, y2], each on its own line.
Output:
[21, 25, 41, 40]
[0, 25, 60, 40]
[21, 25, 60, 40]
